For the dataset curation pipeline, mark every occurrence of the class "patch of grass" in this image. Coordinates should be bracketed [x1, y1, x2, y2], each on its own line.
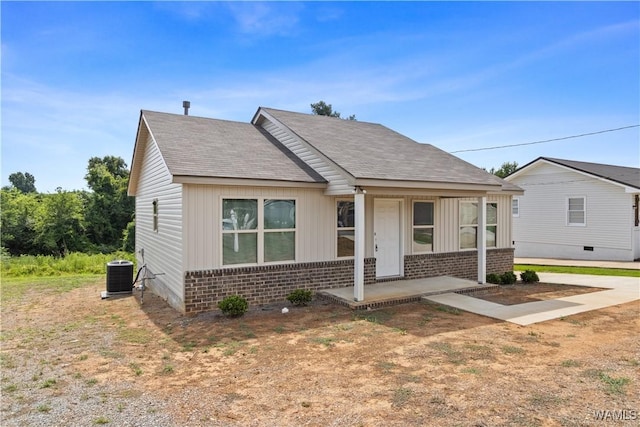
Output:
[429, 342, 466, 365]
[85, 378, 98, 386]
[561, 359, 581, 368]
[501, 345, 525, 355]
[529, 392, 564, 406]
[273, 326, 285, 334]
[435, 305, 461, 315]
[464, 344, 493, 359]
[598, 372, 630, 395]
[461, 367, 481, 375]
[40, 378, 57, 389]
[391, 387, 413, 408]
[377, 361, 396, 373]
[130, 363, 143, 376]
[37, 404, 52, 413]
[514, 264, 640, 278]
[162, 364, 174, 374]
[94, 416, 110, 424]
[181, 341, 197, 352]
[79, 354, 89, 361]
[311, 337, 336, 347]
[218, 340, 245, 356]
[118, 328, 153, 345]
[0, 354, 17, 369]
[2, 275, 104, 303]
[2, 384, 18, 393]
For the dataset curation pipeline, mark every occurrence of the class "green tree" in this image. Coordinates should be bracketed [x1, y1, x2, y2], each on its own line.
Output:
[488, 161, 519, 178]
[7, 172, 37, 193]
[310, 101, 356, 120]
[35, 188, 87, 256]
[0, 188, 40, 255]
[84, 156, 134, 252]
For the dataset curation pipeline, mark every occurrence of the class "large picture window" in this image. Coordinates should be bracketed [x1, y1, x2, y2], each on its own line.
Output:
[459, 201, 498, 249]
[413, 201, 434, 253]
[222, 198, 295, 265]
[337, 201, 354, 257]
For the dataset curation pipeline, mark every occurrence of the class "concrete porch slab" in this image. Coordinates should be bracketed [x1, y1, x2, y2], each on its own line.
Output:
[317, 276, 497, 310]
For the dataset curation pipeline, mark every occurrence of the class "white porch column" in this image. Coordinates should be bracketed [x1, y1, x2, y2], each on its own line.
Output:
[477, 196, 487, 284]
[354, 190, 365, 301]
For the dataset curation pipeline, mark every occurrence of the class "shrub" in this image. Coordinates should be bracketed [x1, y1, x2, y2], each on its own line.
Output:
[286, 289, 313, 306]
[486, 273, 502, 285]
[520, 270, 540, 283]
[501, 271, 517, 285]
[217, 295, 248, 317]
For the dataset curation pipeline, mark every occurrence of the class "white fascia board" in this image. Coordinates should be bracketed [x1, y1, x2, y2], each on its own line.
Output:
[355, 178, 501, 192]
[172, 175, 327, 189]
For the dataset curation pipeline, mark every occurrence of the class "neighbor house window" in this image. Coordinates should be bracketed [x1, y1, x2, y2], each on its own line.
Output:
[222, 198, 296, 265]
[512, 198, 519, 217]
[567, 197, 586, 226]
[459, 201, 498, 249]
[413, 201, 434, 253]
[337, 200, 354, 257]
[152, 199, 158, 232]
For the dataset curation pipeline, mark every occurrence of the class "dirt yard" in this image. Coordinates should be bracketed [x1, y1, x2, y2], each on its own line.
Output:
[1, 279, 638, 426]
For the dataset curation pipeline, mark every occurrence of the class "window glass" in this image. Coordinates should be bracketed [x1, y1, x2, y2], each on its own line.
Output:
[459, 202, 478, 225]
[264, 231, 295, 262]
[460, 226, 477, 249]
[222, 199, 257, 230]
[337, 201, 354, 227]
[264, 200, 295, 229]
[512, 198, 519, 216]
[486, 225, 497, 248]
[414, 202, 434, 226]
[568, 197, 585, 225]
[223, 233, 257, 265]
[487, 203, 498, 224]
[337, 230, 355, 257]
[413, 228, 433, 253]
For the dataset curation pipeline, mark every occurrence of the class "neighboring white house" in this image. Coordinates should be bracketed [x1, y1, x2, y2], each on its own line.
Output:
[505, 157, 640, 262]
[128, 106, 523, 314]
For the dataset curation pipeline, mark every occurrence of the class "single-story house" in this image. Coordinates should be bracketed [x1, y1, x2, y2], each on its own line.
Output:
[505, 157, 640, 262]
[128, 106, 523, 314]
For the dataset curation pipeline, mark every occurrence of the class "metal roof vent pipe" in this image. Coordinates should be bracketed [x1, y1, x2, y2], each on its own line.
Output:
[183, 100, 190, 115]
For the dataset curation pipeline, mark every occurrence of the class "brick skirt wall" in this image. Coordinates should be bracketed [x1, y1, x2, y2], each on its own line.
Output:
[184, 258, 376, 315]
[405, 248, 515, 281]
[183, 248, 514, 315]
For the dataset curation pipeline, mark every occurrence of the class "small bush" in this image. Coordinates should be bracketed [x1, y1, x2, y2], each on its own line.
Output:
[520, 270, 540, 283]
[217, 295, 248, 317]
[486, 273, 502, 285]
[286, 289, 313, 306]
[500, 271, 517, 285]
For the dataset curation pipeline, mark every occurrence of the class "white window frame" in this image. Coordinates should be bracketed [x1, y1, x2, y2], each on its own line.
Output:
[221, 197, 297, 266]
[336, 199, 355, 258]
[512, 198, 519, 217]
[567, 196, 586, 226]
[412, 200, 435, 254]
[459, 201, 498, 249]
[152, 199, 158, 232]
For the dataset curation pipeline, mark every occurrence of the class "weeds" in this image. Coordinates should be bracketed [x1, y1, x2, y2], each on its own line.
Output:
[94, 416, 110, 424]
[502, 345, 525, 355]
[37, 404, 52, 413]
[391, 387, 413, 408]
[561, 359, 581, 368]
[435, 305, 461, 315]
[40, 378, 57, 389]
[130, 363, 143, 376]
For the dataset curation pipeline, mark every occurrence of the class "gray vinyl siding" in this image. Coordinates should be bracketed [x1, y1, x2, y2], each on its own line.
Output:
[260, 118, 353, 195]
[135, 132, 184, 307]
[510, 162, 633, 260]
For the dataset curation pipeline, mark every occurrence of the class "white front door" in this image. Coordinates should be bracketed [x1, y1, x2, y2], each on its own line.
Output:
[374, 199, 402, 278]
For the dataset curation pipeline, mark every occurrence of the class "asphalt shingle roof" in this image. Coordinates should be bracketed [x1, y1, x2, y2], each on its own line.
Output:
[141, 110, 325, 183]
[261, 108, 502, 187]
[538, 157, 639, 190]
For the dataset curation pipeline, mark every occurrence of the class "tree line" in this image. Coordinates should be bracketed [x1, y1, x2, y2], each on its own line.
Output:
[1, 156, 134, 257]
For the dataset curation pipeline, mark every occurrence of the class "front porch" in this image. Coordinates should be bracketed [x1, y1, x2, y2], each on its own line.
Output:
[317, 276, 498, 310]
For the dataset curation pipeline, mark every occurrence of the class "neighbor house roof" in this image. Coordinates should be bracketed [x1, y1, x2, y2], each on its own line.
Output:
[257, 107, 510, 189]
[138, 110, 326, 184]
[508, 157, 640, 191]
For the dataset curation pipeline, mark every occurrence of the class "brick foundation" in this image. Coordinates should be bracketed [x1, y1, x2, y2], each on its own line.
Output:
[183, 248, 514, 315]
[404, 248, 515, 281]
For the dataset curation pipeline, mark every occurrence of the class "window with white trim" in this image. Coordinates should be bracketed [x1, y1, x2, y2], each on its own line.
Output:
[152, 199, 158, 232]
[512, 198, 519, 217]
[567, 197, 586, 226]
[222, 198, 296, 265]
[459, 201, 498, 249]
[336, 200, 354, 257]
[413, 201, 434, 253]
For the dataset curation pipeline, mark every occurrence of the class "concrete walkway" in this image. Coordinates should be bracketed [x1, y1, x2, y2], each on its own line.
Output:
[424, 273, 640, 326]
[515, 257, 640, 270]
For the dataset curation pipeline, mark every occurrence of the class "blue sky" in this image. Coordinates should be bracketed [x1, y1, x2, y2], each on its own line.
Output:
[2, 1, 639, 193]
